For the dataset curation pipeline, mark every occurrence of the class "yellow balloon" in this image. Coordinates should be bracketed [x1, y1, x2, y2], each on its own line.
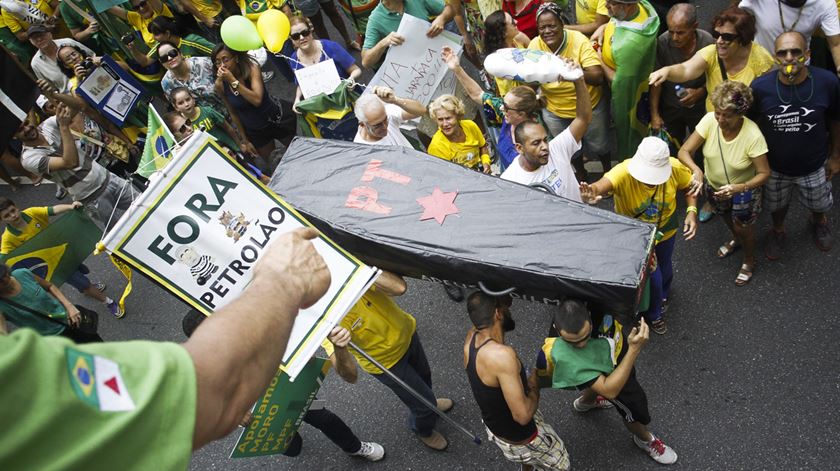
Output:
[257, 9, 290, 54]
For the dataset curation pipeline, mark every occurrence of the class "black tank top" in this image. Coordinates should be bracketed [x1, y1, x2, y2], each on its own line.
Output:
[466, 332, 537, 442]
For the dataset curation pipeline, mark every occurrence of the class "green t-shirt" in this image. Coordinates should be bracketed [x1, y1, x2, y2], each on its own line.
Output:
[363, 0, 445, 51]
[193, 106, 239, 151]
[0, 330, 197, 469]
[0, 269, 67, 335]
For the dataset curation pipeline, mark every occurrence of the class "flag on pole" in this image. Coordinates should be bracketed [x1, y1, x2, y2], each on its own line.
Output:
[0, 210, 100, 286]
[609, 0, 659, 160]
[137, 105, 175, 178]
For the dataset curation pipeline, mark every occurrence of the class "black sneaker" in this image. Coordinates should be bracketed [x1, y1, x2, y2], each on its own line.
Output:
[812, 220, 833, 252]
[443, 284, 464, 302]
[765, 230, 786, 261]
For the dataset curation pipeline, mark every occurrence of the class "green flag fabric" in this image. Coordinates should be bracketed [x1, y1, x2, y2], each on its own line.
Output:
[0, 211, 100, 286]
[609, 0, 659, 160]
[295, 81, 360, 141]
[137, 105, 175, 178]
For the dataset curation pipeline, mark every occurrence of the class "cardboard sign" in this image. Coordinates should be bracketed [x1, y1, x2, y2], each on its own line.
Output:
[367, 14, 462, 106]
[77, 55, 143, 126]
[294, 59, 343, 99]
[102, 132, 380, 379]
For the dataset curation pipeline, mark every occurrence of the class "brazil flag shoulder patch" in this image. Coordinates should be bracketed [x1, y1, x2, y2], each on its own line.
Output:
[65, 347, 136, 412]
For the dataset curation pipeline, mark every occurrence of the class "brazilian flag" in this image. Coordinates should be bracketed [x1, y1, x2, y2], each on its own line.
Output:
[137, 105, 175, 178]
[296, 81, 360, 142]
[0, 211, 100, 286]
[609, 0, 659, 161]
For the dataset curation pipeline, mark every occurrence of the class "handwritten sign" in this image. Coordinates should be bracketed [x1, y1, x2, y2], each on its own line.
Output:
[231, 358, 330, 458]
[294, 59, 343, 99]
[367, 14, 462, 106]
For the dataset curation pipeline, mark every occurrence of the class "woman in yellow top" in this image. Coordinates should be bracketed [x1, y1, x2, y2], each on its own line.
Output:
[649, 6, 774, 112]
[580, 137, 697, 335]
[427, 95, 492, 174]
[483, 10, 531, 96]
[677, 81, 770, 287]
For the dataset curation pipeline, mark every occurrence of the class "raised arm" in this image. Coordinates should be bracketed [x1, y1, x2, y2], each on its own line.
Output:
[47, 105, 80, 171]
[579, 175, 614, 204]
[649, 52, 707, 86]
[373, 86, 426, 120]
[587, 319, 648, 399]
[51, 201, 83, 215]
[441, 46, 483, 104]
[567, 71, 592, 143]
[184, 228, 330, 450]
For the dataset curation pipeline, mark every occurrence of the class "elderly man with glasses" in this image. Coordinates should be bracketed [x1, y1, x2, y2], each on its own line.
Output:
[353, 86, 426, 147]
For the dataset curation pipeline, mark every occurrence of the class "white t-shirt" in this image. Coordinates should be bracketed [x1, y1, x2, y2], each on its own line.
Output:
[30, 39, 95, 94]
[353, 103, 413, 148]
[739, 0, 840, 55]
[501, 128, 583, 202]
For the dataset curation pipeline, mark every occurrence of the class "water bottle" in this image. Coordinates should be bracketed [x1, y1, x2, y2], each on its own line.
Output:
[675, 85, 689, 99]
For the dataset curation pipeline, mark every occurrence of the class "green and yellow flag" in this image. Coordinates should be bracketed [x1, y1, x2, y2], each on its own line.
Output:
[296, 81, 360, 141]
[137, 105, 175, 178]
[0, 210, 100, 286]
[609, 0, 659, 160]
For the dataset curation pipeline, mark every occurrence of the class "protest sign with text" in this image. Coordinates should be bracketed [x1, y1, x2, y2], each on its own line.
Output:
[294, 59, 343, 99]
[102, 132, 379, 380]
[76, 55, 143, 126]
[366, 15, 462, 106]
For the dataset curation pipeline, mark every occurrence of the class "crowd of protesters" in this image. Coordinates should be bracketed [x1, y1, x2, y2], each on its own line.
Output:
[2, 0, 840, 469]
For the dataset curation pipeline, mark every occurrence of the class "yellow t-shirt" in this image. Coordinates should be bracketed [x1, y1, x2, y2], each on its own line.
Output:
[529, 30, 602, 118]
[126, 3, 173, 47]
[1, 207, 52, 254]
[575, 0, 608, 25]
[192, 0, 223, 20]
[1, 0, 54, 33]
[427, 120, 488, 169]
[604, 157, 693, 241]
[601, 5, 649, 70]
[694, 112, 768, 189]
[339, 287, 416, 375]
[698, 42, 775, 111]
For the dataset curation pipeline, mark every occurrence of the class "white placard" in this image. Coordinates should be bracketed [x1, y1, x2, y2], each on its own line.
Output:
[295, 59, 343, 99]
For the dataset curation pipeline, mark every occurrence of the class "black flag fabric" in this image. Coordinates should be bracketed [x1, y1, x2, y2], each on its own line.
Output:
[270, 138, 656, 314]
[0, 46, 38, 153]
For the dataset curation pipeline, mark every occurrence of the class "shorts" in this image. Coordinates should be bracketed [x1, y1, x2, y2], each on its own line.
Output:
[541, 96, 612, 157]
[486, 410, 570, 470]
[764, 167, 833, 213]
[705, 183, 763, 225]
[294, 0, 331, 17]
[607, 367, 651, 425]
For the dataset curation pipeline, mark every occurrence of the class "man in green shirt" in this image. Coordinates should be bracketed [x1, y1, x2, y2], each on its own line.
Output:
[361, 0, 454, 69]
[0, 228, 331, 468]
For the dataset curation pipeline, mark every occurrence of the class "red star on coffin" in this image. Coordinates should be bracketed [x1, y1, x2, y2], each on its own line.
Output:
[416, 187, 459, 225]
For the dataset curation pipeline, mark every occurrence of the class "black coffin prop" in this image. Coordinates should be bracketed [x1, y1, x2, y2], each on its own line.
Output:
[269, 138, 656, 314]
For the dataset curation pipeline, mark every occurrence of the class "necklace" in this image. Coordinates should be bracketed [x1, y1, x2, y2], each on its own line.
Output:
[775, 71, 814, 104]
[777, 0, 805, 32]
[552, 30, 567, 56]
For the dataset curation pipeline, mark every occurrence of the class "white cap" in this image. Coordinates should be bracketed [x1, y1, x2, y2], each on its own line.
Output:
[627, 137, 672, 185]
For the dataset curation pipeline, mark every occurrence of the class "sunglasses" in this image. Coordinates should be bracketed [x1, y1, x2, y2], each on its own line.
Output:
[775, 48, 804, 58]
[711, 30, 739, 43]
[178, 119, 192, 134]
[290, 29, 311, 41]
[158, 49, 179, 63]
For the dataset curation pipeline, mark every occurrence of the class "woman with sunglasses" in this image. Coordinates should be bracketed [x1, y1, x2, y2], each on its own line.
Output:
[649, 6, 774, 113]
[160, 41, 226, 113]
[483, 10, 531, 96]
[288, 15, 361, 110]
[211, 44, 296, 161]
[441, 46, 546, 172]
[677, 81, 770, 286]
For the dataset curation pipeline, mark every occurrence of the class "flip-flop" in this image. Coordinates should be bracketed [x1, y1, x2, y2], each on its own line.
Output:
[717, 240, 740, 258]
[735, 264, 753, 286]
[699, 208, 714, 222]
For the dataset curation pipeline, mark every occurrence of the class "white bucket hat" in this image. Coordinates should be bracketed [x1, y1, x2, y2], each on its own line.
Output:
[627, 137, 671, 185]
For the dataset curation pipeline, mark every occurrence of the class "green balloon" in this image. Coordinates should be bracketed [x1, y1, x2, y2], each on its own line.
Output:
[220, 16, 263, 52]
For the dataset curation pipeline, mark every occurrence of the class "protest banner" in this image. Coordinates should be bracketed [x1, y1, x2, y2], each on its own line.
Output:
[76, 55, 143, 127]
[366, 14, 462, 106]
[0, 210, 100, 287]
[231, 357, 330, 458]
[102, 132, 380, 380]
[294, 59, 343, 99]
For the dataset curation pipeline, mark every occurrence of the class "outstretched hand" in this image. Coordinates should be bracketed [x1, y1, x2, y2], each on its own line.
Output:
[579, 182, 602, 205]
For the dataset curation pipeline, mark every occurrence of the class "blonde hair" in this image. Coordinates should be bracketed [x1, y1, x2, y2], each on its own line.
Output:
[428, 94, 465, 120]
[710, 80, 753, 115]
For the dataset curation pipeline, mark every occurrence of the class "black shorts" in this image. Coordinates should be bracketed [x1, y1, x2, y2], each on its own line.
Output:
[609, 367, 650, 425]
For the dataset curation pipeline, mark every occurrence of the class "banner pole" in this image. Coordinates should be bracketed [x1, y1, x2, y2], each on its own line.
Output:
[348, 341, 482, 445]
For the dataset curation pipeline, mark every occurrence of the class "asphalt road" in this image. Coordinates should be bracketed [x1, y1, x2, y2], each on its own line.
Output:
[10, 1, 838, 470]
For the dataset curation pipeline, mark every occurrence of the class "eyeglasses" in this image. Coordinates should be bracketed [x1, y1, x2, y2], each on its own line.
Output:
[290, 29, 311, 41]
[364, 118, 388, 131]
[711, 30, 739, 43]
[132, 0, 147, 8]
[158, 49, 179, 63]
[501, 103, 524, 113]
[775, 48, 804, 58]
[178, 119, 192, 134]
